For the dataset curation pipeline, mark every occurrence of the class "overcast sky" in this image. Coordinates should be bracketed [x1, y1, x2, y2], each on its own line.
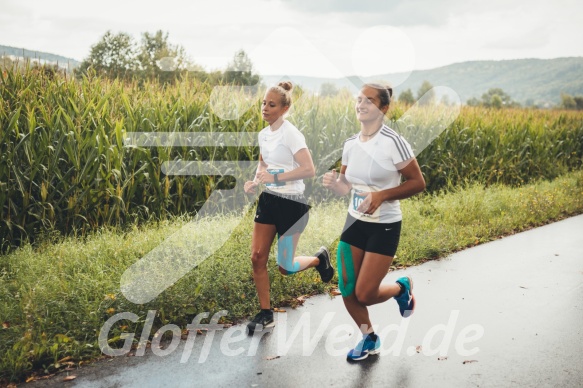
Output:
[1, 0, 582, 79]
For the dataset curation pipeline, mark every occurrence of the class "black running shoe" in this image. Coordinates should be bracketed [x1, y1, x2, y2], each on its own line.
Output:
[247, 310, 274, 334]
[315, 246, 334, 283]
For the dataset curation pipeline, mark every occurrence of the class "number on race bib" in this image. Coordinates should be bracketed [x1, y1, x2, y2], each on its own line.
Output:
[353, 190, 366, 211]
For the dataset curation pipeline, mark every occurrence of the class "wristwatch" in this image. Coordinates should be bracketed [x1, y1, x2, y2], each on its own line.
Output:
[273, 173, 279, 183]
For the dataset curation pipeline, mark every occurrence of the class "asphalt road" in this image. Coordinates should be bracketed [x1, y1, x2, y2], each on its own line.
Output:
[27, 215, 583, 388]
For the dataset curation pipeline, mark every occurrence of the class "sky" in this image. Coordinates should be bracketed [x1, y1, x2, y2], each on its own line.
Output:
[1, 0, 582, 79]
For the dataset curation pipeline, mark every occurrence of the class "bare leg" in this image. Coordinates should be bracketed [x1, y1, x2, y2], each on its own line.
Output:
[354, 252, 401, 306]
[250, 223, 277, 309]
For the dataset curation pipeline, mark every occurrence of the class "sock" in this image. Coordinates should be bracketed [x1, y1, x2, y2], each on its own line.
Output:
[261, 308, 272, 315]
[396, 281, 405, 297]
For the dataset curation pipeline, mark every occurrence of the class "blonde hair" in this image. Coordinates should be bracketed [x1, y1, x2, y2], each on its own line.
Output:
[268, 81, 293, 107]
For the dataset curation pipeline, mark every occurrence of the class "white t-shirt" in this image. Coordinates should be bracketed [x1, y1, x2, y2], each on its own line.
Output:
[258, 120, 308, 194]
[342, 124, 414, 223]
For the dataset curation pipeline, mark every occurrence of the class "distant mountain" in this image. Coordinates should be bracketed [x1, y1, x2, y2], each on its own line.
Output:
[264, 57, 583, 106]
[0, 44, 80, 71]
[2, 44, 581, 106]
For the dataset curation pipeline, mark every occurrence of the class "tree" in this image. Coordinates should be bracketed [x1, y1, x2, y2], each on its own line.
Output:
[78, 30, 202, 83]
[224, 50, 260, 86]
[466, 97, 480, 106]
[466, 88, 520, 108]
[77, 31, 138, 79]
[398, 88, 415, 105]
[561, 93, 576, 109]
[490, 94, 503, 109]
[137, 30, 192, 83]
[440, 94, 452, 106]
[480, 88, 518, 108]
[416, 81, 435, 105]
[319, 82, 338, 97]
[560, 93, 583, 110]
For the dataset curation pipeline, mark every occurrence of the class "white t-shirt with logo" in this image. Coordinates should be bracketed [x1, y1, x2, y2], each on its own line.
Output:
[258, 120, 308, 194]
[342, 125, 414, 223]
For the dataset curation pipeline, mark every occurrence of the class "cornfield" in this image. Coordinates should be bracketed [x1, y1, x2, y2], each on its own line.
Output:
[1, 67, 582, 250]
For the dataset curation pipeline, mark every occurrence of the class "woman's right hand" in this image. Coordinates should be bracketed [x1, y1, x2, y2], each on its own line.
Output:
[244, 180, 259, 194]
[323, 169, 337, 189]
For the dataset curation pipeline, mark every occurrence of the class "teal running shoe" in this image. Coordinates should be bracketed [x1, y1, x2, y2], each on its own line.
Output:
[346, 333, 381, 361]
[395, 276, 415, 318]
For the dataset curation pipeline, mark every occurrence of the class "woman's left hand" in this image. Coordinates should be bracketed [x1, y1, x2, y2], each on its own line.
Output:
[357, 192, 384, 214]
[256, 171, 275, 184]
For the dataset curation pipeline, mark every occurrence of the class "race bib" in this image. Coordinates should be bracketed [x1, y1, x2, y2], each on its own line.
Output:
[350, 188, 380, 222]
[266, 168, 285, 187]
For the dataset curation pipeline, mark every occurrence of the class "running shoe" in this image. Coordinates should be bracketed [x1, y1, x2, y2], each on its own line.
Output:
[395, 276, 415, 318]
[315, 246, 334, 283]
[347, 333, 381, 361]
[247, 310, 274, 334]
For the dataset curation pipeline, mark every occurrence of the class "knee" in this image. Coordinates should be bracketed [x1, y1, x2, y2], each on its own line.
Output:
[278, 266, 293, 276]
[355, 289, 376, 306]
[250, 250, 268, 269]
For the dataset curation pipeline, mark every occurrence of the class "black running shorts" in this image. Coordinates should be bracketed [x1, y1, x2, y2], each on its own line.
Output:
[340, 214, 402, 257]
[255, 191, 310, 236]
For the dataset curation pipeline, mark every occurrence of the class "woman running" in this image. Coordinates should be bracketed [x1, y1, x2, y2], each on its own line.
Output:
[323, 83, 425, 360]
[244, 81, 334, 334]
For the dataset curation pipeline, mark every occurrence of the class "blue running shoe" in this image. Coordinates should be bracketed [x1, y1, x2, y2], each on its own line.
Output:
[346, 333, 381, 361]
[395, 276, 415, 318]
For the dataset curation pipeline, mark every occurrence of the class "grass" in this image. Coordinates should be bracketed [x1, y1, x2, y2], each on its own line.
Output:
[1, 170, 582, 382]
[399, 171, 583, 263]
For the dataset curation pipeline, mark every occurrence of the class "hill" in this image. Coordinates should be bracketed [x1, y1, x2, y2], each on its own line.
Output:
[264, 57, 583, 106]
[1, 44, 581, 105]
[0, 44, 80, 71]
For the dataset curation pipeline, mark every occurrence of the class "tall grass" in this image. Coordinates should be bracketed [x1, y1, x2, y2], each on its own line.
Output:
[1, 67, 582, 250]
[416, 107, 583, 190]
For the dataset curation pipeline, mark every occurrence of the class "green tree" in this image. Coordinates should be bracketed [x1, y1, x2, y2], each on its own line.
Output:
[416, 81, 435, 105]
[490, 94, 503, 109]
[440, 94, 451, 106]
[560, 93, 576, 109]
[466, 97, 480, 106]
[137, 30, 192, 83]
[481, 88, 519, 108]
[77, 31, 138, 79]
[574, 96, 583, 110]
[398, 88, 415, 105]
[224, 50, 260, 86]
[524, 98, 536, 108]
[320, 82, 338, 97]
